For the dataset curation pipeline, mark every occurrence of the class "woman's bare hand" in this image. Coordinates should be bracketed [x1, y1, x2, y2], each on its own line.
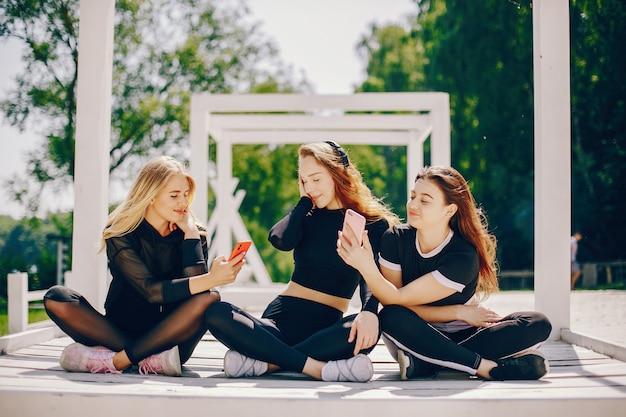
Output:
[457, 304, 502, 327]
[172, 211, 200, 239]
[348, 311, 380, 355]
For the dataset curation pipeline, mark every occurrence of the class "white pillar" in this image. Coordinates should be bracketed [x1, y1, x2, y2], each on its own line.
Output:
[7, 272, 28, 334]
[533, 0, 571, 339]
[406, 131, 422, 194]
[430, 94, 451, 166]
[70, 0, 115, 311]
[215, 138, 234, 256]
[189, 96, 209, 224]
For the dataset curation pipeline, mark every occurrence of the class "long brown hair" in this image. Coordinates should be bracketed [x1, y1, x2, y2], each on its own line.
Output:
[415, 166, 499, 296]
[298, 142, 400, 227]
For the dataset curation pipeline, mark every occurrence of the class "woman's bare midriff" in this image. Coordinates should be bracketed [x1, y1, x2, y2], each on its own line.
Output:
[280, 281, 350, 312]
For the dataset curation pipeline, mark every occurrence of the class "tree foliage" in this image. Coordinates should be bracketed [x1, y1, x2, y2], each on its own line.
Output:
[0, 213, 72, 298]
[0, 0, 304, 214]
[356, 0, 626, 268]
[418, 0, 535, 269]
[570, 0, 626, 260]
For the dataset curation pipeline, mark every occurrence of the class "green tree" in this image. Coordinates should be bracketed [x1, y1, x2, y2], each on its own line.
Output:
[357, 1, 537, 269]
[419, 0, 536, 269]
[356, 24, 425, 93]
[570, 0, 626, 261]
[0, 0, 303, 215]
[357, 0, 626, 268]
[0, 213, 71, 297]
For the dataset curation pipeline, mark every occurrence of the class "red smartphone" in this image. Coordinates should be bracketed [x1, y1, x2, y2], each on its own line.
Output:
[228, 240, 252, 262]
[342, 209, 366, 246]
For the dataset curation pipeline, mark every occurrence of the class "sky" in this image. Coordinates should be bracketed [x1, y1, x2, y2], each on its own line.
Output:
[0, 0, 416, 218]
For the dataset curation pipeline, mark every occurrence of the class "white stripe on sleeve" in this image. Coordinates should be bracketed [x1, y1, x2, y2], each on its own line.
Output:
[431, 270, 465, 293]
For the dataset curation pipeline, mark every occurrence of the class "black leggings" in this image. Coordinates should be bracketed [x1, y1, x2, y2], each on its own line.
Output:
[43, 285, 220, 364]
[380, 304, 552, 375]
[204, 296, 380, 373]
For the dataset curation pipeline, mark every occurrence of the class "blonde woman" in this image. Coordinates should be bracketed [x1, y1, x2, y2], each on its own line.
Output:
[44, 156, 245, 376]
[204, 141, 400, 382]
[338, 166, 552, 380]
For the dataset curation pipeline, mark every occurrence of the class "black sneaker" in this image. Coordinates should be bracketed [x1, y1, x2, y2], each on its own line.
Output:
[489, 351, 548, 380]
[397, 350, 439, 380]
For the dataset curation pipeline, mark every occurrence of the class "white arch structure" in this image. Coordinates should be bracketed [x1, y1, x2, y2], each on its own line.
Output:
[188, 92, 450, 285]
[69, 0, 579, 345]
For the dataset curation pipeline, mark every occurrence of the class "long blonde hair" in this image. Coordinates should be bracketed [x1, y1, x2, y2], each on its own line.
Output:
[415, 166, 499, 296]
[298, 142, 400, 227]
[99, 156, 201, 252]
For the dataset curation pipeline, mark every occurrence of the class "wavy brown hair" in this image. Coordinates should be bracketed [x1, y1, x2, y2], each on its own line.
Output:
[415, 166, 499, 296]
[298, 142, 400, 227]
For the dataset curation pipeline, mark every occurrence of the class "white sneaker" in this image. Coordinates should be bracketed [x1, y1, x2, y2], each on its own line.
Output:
[321, 354, 373, 382]
[138, 346, 182, 377]
[223, 350, 268, 377]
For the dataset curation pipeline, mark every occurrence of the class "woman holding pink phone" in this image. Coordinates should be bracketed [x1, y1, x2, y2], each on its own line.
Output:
[43, 156, 245, 376]
[337, 166, 552, 381]
[205, 141, 400, 382]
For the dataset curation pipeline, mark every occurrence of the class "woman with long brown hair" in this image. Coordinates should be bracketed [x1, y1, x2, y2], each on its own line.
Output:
[338, 165, 552, 380]
[204, 141, 400, 382]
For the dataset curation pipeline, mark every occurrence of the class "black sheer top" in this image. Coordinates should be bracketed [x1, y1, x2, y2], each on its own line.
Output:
[104, 219, 208, 333]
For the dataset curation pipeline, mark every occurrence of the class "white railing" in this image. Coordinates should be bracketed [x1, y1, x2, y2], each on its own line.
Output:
[7, 272, 49, 334]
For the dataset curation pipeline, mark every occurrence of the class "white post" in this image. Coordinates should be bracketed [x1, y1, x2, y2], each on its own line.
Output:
[430, 94, 451, 167]
[533, 0, 572, 339]
[406, 131, 422, 195]
[70, 0, 115, 311]
[7, 272, 28, 334]
[215, 139, 234, 257]
[189, 96, 209, 225]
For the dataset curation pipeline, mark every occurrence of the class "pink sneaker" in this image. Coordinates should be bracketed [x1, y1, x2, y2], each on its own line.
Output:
[59, 343, 121, 374]
[138, 346, 181, 377]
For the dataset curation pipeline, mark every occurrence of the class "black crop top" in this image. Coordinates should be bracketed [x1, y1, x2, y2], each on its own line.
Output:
[104, 219, 208, 333]
[269, 197, 390, 313]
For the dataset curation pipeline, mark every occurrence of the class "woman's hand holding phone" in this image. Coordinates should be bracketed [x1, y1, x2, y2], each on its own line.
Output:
[228, 241, 252, 264]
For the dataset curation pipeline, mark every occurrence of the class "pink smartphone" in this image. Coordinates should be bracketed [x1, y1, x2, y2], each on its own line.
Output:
[228, 241, 252, 262]
[342, 209, 366, 246]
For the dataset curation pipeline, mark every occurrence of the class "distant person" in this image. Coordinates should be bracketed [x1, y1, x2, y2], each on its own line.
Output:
[204, 141, 400, 382]
[43, 156, 245, 376]
[571, 231, 583, 289]
[338, 165, 552, 380]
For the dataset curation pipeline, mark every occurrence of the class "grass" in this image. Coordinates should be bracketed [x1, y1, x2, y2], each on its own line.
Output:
[584, 281, 625, 290]
[0, 298, 50, 336]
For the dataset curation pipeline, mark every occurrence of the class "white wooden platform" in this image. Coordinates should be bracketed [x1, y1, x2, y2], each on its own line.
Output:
[0, 334, 625, 417]
[1, 290, 625, 416]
